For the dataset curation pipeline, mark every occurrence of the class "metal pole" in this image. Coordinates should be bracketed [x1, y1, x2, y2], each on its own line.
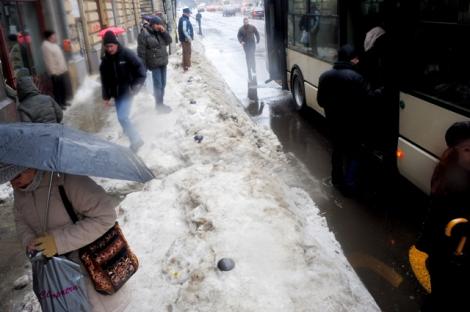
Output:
[77, 0, 92, 73]
[43, 171, 54, 234]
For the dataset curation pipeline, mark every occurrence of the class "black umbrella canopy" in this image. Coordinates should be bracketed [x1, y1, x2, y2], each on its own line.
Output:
[0, 123, 154, 183]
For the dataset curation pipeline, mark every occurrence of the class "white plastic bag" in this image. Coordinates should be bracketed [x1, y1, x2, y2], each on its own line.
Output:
[31, 252, 90, 312]
[300, 30, 310, 45]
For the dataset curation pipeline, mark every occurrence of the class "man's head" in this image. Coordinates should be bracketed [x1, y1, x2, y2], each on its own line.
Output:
[243, 18, 249, 26]
[337, 44, 359, 65]
[0, 163, 33, 189]
[44, 30, 56, 43]
[149, 16, 162, 30]
[103, 31, 119, 55]
[183, 8, 191, 16]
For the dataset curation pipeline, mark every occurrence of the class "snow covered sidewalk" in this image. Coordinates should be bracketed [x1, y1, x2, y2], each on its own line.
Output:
[94, 46, 380, 311]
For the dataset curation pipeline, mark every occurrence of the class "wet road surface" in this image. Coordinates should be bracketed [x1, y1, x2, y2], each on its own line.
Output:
[198, 11, 428, 311]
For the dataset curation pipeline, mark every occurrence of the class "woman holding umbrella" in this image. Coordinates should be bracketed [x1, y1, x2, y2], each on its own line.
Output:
[413, 121, 470, 311]
[0, 166, 130, 311]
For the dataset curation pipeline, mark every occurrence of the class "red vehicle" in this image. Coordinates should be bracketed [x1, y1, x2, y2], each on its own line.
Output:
[251, 6, 264, 19]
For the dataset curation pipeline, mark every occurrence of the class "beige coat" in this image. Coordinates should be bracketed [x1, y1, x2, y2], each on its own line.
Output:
[41, 40, 68, 76]
[14, 172, 130, 312]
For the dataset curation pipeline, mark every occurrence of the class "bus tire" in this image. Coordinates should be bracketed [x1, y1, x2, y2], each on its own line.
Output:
[291, 68, 306, 111]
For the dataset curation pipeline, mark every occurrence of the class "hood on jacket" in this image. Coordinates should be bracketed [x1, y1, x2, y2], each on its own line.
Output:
[16, 76, 40, 101]
[337, 44, 358, 63]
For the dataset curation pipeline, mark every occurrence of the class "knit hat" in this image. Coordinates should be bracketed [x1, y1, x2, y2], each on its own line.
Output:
[183, 7, 191, 14]
[337, 44, 358, 62]
[445, 121, 470, 147]
[149, 16, 162, 26]
[0, 163, 26, 184]
[103, 31, 119, 45]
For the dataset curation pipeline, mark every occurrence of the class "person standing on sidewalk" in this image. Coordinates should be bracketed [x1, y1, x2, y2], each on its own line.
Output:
[178, 8, 194, 71]
[41, 30, 71, 109]
[100, 31, 146, 152]
[138, 16, 173, 113]
[237, 18, 260, 82]
[196, 11, 203, 35]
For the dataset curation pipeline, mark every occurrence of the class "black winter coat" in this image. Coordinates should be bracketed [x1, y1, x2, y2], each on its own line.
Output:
[137, 25, 172, 70]
[237, 25, 260, 47]
[16, 76, 63, 123]
[416, 169, 470, 310]
[317, 62, 372, 144]
[100, 46, 146, 100]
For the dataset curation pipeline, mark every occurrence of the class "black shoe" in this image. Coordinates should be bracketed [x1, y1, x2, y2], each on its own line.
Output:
[130, 140, 144, 153]
[156, 104, 172, 113]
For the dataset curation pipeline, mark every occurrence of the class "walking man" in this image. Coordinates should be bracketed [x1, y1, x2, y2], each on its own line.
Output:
[138, 16, 173, 113]
[237, 18, 260, 82]
[178, 8, 194, 71]
[41, 30, 71, 109]
[196, 11, 203, 35]
[100, 31, 146, 152]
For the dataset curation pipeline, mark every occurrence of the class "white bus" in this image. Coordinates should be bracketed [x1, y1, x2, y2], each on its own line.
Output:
[264, 0, 470, 194]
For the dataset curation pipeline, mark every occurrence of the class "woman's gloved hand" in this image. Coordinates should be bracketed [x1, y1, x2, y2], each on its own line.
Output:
[34, 234, 58, 258]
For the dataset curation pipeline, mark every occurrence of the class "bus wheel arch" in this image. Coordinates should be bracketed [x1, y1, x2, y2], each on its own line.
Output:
[291, 66, 306, 111]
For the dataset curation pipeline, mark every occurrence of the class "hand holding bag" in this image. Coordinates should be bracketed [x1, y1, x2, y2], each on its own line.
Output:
[59, 185, 139, 295]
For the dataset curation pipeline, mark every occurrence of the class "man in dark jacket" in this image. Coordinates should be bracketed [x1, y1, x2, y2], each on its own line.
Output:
[196, 11, 202, 35]
[178, 8, 194, 71]
[138, 16, 173, 113]
[100, 31, 146, 152]
[16, 76, 63, 123]
[237, 18, 260, 82]
[317, 45, 372, 195]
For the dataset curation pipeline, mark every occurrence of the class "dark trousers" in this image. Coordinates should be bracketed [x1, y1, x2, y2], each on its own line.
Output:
[197, 20, 202, 34]
[331, 141, 360, 191]
[243, 45, 256, 81]
[182, 41, 192, 70]
[152, 66, 167, 105]
[51, 72, 71, 108]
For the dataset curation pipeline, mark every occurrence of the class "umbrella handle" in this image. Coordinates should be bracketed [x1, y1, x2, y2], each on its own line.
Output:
[456, 237, 467, 256]
[43, 171, 54, 234]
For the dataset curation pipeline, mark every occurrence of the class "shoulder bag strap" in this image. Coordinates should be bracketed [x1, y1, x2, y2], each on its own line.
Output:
[58, 185, 79, 224]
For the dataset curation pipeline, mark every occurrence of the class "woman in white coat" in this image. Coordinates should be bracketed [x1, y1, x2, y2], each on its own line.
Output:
[1, 165, 129, 312]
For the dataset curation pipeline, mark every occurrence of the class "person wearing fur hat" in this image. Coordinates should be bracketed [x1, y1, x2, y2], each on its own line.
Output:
[0, 165, 129, 311]
[415, 121, 470, 311]
[138, 16, 173, 113]
[100, 30, 146, 152]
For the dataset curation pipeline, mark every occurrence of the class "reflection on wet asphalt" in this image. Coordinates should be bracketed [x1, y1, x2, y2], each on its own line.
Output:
[200, 12, 428, 311]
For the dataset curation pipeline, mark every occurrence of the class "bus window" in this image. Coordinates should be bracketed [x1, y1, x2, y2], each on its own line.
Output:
[406, 1, 470, 113]
[287, 0, 339, 63]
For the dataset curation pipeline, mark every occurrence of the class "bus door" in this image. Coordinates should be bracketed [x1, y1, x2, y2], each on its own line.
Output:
[264, 0, 288, 88]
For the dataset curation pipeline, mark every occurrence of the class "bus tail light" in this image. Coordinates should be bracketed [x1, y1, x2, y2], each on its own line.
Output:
[396, 148, 405, 159]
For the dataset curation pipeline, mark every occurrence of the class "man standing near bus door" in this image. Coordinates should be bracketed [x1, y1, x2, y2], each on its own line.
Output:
[238, 18, 260, 82]
[178, 8, 194, 71]
[317, 45, 374, 196]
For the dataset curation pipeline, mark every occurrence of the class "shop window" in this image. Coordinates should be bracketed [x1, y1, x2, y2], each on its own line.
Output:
[287, 0, 339, 63]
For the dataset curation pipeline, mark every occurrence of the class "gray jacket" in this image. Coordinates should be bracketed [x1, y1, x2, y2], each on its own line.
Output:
[137, 25, 172, 69]
[16, 76, 63, 123]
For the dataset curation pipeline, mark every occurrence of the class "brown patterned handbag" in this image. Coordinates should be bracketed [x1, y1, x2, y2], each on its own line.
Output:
[59, 186, 139, 295]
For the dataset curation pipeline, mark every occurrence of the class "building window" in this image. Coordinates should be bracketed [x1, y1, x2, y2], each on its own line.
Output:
[287, 0, 339, 63]
[96, 0, 109, 27]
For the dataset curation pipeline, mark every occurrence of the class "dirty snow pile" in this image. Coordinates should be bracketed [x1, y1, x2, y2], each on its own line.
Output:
[92, 49, 380, 311]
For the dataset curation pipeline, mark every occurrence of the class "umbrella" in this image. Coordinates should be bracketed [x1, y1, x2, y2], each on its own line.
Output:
[0, 123, 154, 183]
[409, 245, 431, 293]
[98, 26, 126, 38]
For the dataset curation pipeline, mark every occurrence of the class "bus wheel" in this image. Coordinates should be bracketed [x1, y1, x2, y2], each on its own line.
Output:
[291, 69, 305, 111]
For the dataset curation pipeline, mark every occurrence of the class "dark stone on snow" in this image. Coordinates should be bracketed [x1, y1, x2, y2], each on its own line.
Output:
[217, 258, 235, 271]
[194, 135, 204, 143]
